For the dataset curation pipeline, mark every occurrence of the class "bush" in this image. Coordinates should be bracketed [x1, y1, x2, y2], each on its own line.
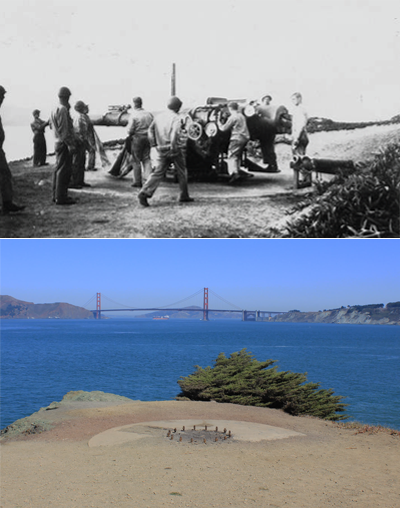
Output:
[387, 301, 400, 308]
[177, 349, 348, 421]
[285, 143, 400, 238]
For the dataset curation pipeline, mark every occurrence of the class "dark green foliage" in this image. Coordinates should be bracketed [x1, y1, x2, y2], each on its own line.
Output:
[387, 301, 400, 308]
[285, 143, 400, 238]
[177, 349, 348, 421]
[351, 304, 384, 311]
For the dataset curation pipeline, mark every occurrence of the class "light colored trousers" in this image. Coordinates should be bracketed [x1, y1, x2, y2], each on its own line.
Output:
[140, 148, 189, 200]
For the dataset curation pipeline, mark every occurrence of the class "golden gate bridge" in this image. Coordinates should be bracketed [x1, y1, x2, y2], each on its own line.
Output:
[83, 288, 285, 321]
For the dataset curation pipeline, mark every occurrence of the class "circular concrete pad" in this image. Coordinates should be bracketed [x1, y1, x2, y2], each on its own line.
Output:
[88, 419, 305, 447]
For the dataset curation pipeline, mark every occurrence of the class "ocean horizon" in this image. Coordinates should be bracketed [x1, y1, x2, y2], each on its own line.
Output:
[1, 319, 399, 431]
[3, 125, 125, 163]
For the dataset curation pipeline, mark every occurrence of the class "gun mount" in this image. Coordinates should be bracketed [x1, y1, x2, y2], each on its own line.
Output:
[90, 97, 292, 181]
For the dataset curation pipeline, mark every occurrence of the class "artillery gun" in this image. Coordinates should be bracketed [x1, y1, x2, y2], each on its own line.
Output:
[90, 97, 292, 181]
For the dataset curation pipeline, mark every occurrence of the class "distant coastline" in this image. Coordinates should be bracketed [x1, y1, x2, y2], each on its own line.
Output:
[2, 295, 398, 325]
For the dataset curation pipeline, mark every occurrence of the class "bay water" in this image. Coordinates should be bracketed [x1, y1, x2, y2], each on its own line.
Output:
[3, 125, 124, 163]
[1, 319, 399, 430]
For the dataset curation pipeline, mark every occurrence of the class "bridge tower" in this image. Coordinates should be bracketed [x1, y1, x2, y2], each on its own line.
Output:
[203, 287, 209, 321]
[96, 292, 101, 320]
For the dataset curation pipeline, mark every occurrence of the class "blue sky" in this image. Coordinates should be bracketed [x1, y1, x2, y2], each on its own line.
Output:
[0, 239, 398, 313]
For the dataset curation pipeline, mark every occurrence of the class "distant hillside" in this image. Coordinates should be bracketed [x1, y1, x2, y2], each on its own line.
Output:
[135, 306, 240, 320]
[270, 303, 400, 326]
[0, 295, 94, 320]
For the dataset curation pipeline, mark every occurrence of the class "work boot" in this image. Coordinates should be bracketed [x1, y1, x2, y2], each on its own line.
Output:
[228, 173, 241, 183]
[2, 202, 25, 214]
[56, 197, 77, 205]
[138, 193, 149, 207]
[179, 196, 194, 203]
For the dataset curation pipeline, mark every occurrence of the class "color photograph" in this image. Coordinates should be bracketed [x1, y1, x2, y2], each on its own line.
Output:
[1, 238, 399, 507]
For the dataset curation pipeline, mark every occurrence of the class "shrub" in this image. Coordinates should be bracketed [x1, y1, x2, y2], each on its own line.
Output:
[177, 349, 348, 421]
[285, 143, 400, 238]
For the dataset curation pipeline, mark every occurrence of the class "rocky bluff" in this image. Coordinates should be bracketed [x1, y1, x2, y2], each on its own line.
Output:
[0, 295, 94, 320]
[270, 303, 400, 326]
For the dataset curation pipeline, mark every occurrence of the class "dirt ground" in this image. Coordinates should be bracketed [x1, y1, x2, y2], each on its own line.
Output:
[1, 398, 399, 508]
[1, 124, 399, 238]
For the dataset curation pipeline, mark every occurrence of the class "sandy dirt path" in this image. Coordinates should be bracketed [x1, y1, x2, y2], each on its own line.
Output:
[1, 400, 399, 508]
[1, 124, 399, 238]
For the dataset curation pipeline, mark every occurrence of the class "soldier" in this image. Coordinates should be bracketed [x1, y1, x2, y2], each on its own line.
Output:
[49, 86, 77, 205]
[70, 100, 92, 189]
[261, 94, 272, 106]
[217, 101, 250, 182]
[83, 104, 97, 171]
[291, 92, 309, 157]
[138, 96, 194, 207]
[127, 96, 153, 188]
[30, 109, 49, 166]
[0, 85, 25, 214]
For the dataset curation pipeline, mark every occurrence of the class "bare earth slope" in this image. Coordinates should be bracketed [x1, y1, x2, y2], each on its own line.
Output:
[1, 124, 399, 238]
[1, 391, 399, 508]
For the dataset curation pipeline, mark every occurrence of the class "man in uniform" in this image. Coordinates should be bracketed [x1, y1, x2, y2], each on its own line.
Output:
[127, 96, 154, 188]
[217, 101, 250, 182]
[138, 96, 193, 207]
[291, 92, 309, 157]
[0, 85, 25, 214]
[70, 100, 92, 189]
[49, 86, 77, 205]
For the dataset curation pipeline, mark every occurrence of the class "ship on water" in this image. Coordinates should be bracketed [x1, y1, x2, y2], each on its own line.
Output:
[153, 316, 170, 320]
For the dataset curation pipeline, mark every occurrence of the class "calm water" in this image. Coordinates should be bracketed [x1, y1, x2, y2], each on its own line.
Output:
[1, 319, 399, 430]
[3, 125, 124, 162]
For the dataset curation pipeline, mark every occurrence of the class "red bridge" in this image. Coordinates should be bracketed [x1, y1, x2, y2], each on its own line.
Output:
[86, 289, 285, 321]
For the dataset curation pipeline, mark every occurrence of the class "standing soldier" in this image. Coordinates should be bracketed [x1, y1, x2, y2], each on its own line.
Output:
[49, 87, 77, 205]
[217, 101, 250, 182]
[127, 96, 153, 188]
[138, 96, 194, 207]
[70, 100, 92, 189]
[83, 103, 97, 171]
[30, 109, 49, 166]
[291, 92, 309, 157]
[0, 85, 25, 214]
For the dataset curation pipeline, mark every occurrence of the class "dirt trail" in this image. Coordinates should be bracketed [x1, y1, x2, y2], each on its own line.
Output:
[2, 124, 399, 238]
[1, 398, 399, 508]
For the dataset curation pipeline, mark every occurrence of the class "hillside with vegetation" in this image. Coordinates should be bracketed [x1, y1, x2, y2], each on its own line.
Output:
[0, 295, 94, 320]
[270, 302, 400, 325]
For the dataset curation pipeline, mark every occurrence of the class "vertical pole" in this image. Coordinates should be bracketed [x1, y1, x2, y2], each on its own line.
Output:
[203, 287, 209, 321]
[242, 310, 246, 321]
[171, 63, 176, 96]
[96, 292, 101, 320]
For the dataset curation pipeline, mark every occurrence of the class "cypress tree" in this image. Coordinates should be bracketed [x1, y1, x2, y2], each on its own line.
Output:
[177, 349, 348, 420]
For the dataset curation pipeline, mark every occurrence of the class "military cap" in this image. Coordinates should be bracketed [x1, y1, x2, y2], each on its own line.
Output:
[58, 86, 72, 97]
[167, 96, 182, 112]
[74, 100, 87, 112]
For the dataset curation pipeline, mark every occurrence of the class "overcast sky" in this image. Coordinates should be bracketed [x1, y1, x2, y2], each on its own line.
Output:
[1, 239, 399, 313]
[1, 0, 399, 122]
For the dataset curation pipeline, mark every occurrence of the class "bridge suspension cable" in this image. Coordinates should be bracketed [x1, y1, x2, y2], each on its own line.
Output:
[209, 289, 242, 310]
[93, 289, 204, 310]
[81, 294, 97, 309]
[100, 295, 138, 309]
[154, 289, 204, 309]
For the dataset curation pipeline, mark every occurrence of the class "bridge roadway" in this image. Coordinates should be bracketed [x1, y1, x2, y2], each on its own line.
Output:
[92, 308, 285, 321]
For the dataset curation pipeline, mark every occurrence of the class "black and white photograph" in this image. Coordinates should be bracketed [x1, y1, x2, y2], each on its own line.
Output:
[1, 0, 399, 237]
